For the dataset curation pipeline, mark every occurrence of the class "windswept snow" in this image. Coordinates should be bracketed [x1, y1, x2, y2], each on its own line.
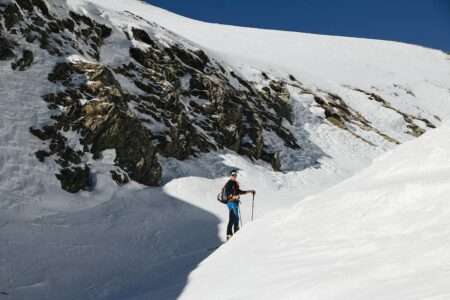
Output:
[1, 0, 450, 299]
[84, 0, 450, 88]
[179, 123, 450, 300]
[0, 186, 222, 300]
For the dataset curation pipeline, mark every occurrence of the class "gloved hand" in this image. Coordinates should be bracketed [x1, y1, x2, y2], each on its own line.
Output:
[230, 195, 240, 201]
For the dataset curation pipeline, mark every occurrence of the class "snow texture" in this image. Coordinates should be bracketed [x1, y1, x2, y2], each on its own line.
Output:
[179, 123, 450, 300]
[0, 0, 449, 299]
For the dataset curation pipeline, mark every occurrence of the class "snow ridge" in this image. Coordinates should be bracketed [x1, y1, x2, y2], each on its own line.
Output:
[179, 123, 450, 300]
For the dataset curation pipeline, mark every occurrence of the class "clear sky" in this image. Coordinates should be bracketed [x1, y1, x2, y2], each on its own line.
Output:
[145, 0, 450, 51]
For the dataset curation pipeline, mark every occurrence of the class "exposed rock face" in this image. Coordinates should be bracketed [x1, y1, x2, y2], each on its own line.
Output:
[81, 100, 161, 186]
[43, 61, 162, 187]
[1, 0, 311, 192]
[37, 37, 302, 189]
[0, 0, 111, 58]
[121, 42, 300, 164]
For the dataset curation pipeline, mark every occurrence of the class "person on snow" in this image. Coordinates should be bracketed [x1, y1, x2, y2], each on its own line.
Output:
[224, 170, 255, 240]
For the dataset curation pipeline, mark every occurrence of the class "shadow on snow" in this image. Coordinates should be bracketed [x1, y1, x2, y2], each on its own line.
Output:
[0, 188, 221, 300]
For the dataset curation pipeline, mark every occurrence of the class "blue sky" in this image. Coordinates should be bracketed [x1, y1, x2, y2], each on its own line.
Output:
[146, 0, 450, 51]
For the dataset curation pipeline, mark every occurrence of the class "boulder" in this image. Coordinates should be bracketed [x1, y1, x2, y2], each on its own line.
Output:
[0, 37, 16, 60]
[3, 3, 23, 30]
[56, 165, 91, 193]
[11, 49, 33, 70]
[131, 27, 156, 47]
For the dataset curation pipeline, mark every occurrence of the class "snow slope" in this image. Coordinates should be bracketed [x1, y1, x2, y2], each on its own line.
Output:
[1, 0, 449, 299]
[86, 0, 450, 85]
[179, 123, 450, 300]
[86, 0, 450, 117]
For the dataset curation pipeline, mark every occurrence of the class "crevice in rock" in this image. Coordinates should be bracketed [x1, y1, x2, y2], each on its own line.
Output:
[352, 88, 436, 137]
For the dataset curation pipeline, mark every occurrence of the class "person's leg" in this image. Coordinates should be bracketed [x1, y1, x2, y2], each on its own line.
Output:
[232, 207, 240, 234]
[227, 209, 233, 238]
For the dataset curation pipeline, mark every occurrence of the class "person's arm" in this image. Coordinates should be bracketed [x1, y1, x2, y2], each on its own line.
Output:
[236, 183, 255, 195]
[237, 188, 247, 195]
[240, 190, 256, 195]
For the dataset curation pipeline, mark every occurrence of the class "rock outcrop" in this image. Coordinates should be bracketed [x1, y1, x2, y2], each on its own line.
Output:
[1, 0, 303, 192]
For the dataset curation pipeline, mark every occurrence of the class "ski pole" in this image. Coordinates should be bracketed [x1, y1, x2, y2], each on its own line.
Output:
[251, 192, 255, 221]
[238, 206, 243, 228]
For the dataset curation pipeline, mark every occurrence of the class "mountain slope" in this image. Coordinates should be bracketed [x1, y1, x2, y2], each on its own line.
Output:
[85, 0, 450, 143]
[0, 0, 449, 299]
[1, 0, 448, 218]
[179, 123, 450, 300]
[85, 0, 450, 86]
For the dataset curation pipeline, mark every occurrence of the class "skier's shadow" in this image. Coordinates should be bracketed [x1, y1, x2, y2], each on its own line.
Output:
[2, 188, 221, 300]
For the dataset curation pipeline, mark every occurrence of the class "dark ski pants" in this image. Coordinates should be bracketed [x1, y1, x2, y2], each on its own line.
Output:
[227, 208, 240, 236]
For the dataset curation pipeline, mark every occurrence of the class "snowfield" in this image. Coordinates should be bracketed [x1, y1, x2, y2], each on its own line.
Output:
[0, 0, 449, 299]
[179, 123, 450, 300]
[86, 0, 450, 88]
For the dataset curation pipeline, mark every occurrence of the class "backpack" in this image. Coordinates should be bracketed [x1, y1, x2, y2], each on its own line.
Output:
[217, 183, 229, 204]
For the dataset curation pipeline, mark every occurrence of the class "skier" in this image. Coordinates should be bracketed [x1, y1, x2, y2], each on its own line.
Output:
[224, 170, 255, 240]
